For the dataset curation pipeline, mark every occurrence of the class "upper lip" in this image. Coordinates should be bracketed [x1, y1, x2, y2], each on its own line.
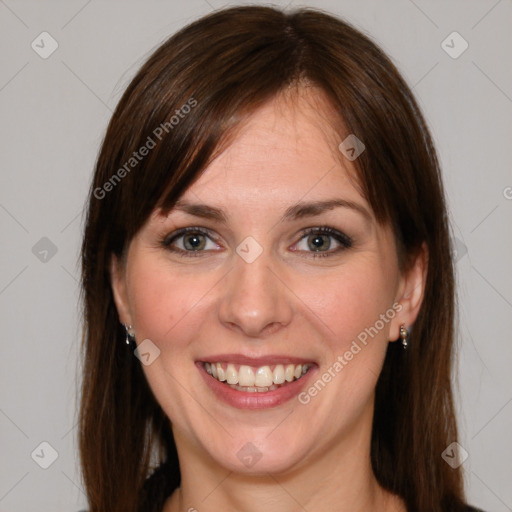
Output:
[198, 354, 316, 366]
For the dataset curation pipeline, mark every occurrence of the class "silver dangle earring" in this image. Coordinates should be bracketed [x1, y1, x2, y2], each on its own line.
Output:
[399, 324, 409, 349]
[123, 324, 136, 348]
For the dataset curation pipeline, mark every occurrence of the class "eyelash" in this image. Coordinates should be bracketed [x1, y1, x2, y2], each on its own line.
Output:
[160, 226, 353, 259]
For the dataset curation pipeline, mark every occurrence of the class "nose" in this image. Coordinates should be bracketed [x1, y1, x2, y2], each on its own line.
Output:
[217, 247, 293, 339]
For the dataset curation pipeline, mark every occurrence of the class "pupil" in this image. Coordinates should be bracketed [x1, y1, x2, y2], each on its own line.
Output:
[309, 234, 329, 251]
[185, 233, 205, 250]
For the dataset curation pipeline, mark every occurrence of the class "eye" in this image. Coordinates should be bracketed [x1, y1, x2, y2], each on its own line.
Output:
[161, 226, 352, 259]
[292, 227, 353, 258]
[161, 227, 220, 256]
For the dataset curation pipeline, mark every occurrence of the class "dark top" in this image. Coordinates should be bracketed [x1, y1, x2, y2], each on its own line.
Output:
[79, 502, 485, 511]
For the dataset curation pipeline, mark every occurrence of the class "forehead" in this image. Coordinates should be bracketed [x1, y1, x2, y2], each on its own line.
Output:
[180, 90, 366, 211]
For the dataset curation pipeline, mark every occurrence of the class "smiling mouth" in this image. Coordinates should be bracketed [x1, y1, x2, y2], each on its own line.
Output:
[203, 362, 313, 392]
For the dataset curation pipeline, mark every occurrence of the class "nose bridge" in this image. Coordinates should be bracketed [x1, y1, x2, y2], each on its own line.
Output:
[217, 241, 292, 337]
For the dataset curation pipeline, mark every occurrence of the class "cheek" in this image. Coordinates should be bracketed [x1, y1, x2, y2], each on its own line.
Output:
[295, 262, 397, 424]
[126, 254, 218, 349]
[303, 259, 397, 348]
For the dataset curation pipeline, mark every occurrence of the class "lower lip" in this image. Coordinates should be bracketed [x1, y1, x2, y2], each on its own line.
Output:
[196, 362, 317, 410]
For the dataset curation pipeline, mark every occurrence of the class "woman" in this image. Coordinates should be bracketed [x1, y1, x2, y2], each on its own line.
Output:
[79, 5, 483, 512]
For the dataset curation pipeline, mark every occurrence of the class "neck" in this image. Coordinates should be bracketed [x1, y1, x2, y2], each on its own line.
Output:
[164, 401, 405, 512]
[168, 468, 400, 512]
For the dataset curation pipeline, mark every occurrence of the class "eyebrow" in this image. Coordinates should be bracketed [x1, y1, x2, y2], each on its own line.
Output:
[171, 198, 372, 224]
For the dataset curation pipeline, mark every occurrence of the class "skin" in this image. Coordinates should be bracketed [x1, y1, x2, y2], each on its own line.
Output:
[111, 87, 427, 512]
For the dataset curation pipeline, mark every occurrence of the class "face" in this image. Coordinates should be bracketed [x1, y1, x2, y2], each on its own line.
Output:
[111, 89, 425, 477]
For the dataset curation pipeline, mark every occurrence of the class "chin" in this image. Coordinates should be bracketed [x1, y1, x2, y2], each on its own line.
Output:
[201, 432, 313, 476]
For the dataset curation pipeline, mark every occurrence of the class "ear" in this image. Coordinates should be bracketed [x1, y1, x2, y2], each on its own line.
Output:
[110, 254, 132, 327]
[389, 242, 428, 341]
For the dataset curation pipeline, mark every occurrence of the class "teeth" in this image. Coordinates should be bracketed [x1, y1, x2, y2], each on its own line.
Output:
[238, 365, 255, 386]
[255, 366, 273, 387]
[216, 363, 226, 382]
[205, 362, 311, 388]
[273, 365, 285, 384]
[226, 363, 238, 385]
[227, 383, 279, 392]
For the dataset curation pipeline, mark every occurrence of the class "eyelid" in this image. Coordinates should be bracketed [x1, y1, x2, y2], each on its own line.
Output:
[161, 226, 219, 246]
[290, 226, 353, 258]
[298, 226, 352, 246]
[161, 225, 353, 257]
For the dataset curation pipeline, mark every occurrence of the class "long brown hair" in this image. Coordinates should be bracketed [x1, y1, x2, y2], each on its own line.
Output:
[80, 6, 465, 512]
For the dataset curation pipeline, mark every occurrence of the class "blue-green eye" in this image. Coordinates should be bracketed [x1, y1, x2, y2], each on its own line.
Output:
[161, 226, 352, 258]
[162, 227, 218, 256]
[293, 227, 352, 257]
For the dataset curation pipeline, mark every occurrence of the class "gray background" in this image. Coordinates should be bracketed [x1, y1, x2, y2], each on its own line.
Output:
[0, 1, 511, 511]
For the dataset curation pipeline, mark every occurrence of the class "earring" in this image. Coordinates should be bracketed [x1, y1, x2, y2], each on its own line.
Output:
[123, 323, 136, 348]
[399, 324, 409, 349]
